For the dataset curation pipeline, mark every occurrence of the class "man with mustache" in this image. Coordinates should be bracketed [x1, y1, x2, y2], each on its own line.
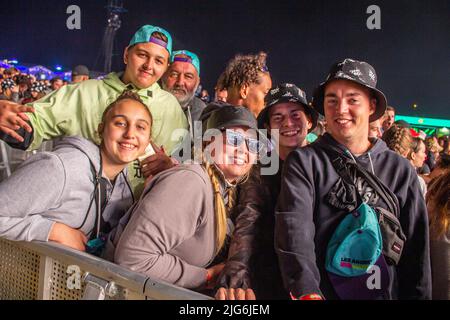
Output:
[0, 25, 187, 196]
[161, 50, 205, 140]
[275, 59, 431, 300]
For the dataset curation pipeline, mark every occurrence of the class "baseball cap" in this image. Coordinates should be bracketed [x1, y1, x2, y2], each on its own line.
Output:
[72, 65, 90, 77]
[171, 50, 200, 76]
[128, 25, 173, 56]
[206, 104, 258, 131]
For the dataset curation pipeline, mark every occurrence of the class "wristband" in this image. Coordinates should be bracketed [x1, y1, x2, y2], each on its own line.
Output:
[290, 292, 323, 300]
[206, 270, 213, 286]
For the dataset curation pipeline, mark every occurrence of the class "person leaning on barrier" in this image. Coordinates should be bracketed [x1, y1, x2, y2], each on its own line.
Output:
[275, 58, 431, 300]
[106, 105, 261, 292]
[0, 91, 153, 252]
[215, 83, 318, 300]
[0, 24, 188, 197]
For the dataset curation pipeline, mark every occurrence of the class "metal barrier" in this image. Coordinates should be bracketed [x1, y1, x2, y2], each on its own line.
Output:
[0, 238, 212, 300]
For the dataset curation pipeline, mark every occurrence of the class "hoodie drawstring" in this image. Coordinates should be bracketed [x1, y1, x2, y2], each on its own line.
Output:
[368, 152, 375, 175]
[345, 149, 376, 175]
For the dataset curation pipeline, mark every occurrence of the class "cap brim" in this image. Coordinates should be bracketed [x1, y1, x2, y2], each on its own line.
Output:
[312, 78, 387, 122]
[327, 255, 390, 300]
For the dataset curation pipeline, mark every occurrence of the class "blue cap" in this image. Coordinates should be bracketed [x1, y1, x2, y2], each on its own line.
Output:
[171, 50, 200, 76]
[128, 25, 173, 56]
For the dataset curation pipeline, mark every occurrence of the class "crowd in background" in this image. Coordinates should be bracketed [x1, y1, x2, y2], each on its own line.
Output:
[0, 24, 448, 301]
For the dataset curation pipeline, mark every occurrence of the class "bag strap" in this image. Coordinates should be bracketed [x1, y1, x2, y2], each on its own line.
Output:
[315, 142, 400, 218]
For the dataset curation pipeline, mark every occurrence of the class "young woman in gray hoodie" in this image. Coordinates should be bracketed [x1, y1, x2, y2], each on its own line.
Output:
[108, 105, 260, 291]
[0, 91, 153, 252]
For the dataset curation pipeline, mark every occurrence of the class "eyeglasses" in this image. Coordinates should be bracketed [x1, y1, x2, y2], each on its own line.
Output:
[224, 130, 263, 154]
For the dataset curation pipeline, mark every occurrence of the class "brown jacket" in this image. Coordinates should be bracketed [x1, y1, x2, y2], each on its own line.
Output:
[217, 162, 288, 299]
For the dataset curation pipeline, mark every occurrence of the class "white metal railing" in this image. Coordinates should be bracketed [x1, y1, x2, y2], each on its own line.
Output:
[0, 238, 212, 300]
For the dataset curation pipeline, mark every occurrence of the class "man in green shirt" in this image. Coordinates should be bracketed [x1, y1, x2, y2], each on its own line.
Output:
[0, 25, 188, 195]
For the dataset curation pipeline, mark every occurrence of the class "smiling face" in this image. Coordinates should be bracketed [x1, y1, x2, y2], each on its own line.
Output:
[99, 99, 152, 167]
[161, 61, 200, 108]
[206, 126, 257, 182]
[122, 42, 169, 89]
[268, 102, 312, 157]
[324, 79, 376, 151]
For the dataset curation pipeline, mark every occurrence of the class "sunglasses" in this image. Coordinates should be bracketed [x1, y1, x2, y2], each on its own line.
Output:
[224, 130, 263, 154]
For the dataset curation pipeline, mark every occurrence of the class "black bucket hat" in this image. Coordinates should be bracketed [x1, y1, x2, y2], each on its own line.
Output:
[312, 58, 387, 122]
[257, 83, 319, 132]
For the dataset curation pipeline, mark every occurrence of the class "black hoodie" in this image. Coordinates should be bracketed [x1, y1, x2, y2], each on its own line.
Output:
[275, 133, 432, 300]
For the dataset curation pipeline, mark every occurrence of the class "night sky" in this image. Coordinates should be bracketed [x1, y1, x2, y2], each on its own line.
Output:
[1, 0, 449, 118]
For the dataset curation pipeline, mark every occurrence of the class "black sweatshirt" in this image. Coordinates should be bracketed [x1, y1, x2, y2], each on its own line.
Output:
[275, 133, 432, 300]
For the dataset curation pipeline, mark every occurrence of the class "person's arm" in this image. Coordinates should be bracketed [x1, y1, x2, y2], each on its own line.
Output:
[215, 166, 265, 295]
[114, 169, 210, 289]
[0, 153, 65, 242]
[275, 150, 322, 298]
[24, 84, 96, 150]
[0, 83, 100, 150]
[397, 169, 432, 299]
[0, 100, 34, 146]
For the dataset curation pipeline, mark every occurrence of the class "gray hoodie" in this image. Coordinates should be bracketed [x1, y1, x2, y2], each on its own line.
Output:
[106, 164, 220, 289]
[0, 136, 133, 242]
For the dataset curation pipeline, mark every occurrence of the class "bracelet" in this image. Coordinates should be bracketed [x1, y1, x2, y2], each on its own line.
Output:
[290, 292, 323, 300]
[206, 270, 213, 286]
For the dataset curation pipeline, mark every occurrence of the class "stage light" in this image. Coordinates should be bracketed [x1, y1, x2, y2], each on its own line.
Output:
[55, 65, 63, 71]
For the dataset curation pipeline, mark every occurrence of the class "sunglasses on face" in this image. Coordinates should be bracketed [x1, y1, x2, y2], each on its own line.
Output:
[224, 130, 263, 154]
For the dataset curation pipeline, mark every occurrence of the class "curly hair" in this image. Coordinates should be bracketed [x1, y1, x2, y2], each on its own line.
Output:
[382, 123, 412, 157]
[222, 52, 269, 90]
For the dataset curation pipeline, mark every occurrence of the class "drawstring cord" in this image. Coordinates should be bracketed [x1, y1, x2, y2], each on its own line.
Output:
[368, 152, 375, 175]
[345, 149, 375, 175]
